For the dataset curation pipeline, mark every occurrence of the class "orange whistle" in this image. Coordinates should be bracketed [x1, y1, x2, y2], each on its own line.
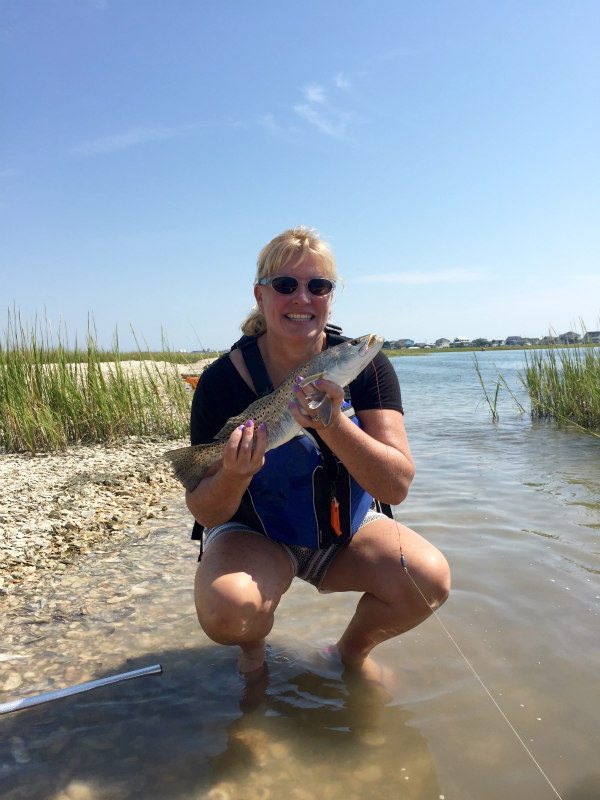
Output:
[330, 498, 342, 537]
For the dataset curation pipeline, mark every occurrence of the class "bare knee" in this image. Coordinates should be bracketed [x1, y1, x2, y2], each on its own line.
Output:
[195, 571, 276, 645]
[382, 545, 450, 615]
[418, 548, 451, 610]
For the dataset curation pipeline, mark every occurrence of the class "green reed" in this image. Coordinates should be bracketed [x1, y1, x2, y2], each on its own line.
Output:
[472, 353, 501, 421]
[0, 311, 194, 453]
[521, 342, 600, 432]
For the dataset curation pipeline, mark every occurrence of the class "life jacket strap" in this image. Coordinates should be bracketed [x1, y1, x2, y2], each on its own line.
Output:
[230, 335, 273, 397]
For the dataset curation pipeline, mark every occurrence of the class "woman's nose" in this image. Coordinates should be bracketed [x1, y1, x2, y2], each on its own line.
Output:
[293, 282, 312, 301]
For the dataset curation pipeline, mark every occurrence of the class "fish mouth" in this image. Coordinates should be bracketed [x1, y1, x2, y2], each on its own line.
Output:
[356, 333, 383, 354]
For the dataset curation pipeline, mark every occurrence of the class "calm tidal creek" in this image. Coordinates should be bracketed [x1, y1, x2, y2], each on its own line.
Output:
[1, 350, 598, 799]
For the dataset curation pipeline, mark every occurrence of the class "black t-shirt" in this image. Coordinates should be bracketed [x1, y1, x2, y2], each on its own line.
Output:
[191, 339, 403, 446]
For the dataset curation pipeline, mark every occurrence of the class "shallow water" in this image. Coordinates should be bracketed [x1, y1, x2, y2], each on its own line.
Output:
[1, 350, 599, 800]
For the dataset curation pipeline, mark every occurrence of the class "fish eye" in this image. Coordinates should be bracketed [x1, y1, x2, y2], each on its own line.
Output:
[350, 338, 360, 345]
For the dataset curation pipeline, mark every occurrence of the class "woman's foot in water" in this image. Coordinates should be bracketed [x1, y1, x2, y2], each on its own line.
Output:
[238, 640, 267, 677]
[327, 644, 394, 689]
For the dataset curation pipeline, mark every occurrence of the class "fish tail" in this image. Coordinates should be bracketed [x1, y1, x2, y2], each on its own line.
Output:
[163, 443, 218, 492]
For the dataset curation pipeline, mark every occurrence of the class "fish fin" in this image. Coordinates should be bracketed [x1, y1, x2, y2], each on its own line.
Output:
[163, 443, 221, 492]
[213, 388, 277, 439]
[298, 374, 333, 424]
[215, 412, 247, 440]
[319, 397, 333, 426]
[306, 391, 326, 410]
[297, 372, 325, 388]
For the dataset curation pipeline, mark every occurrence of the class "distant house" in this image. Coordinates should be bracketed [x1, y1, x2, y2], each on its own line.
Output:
[490, 339, 504, 347]
[505, 336, 526, 346]
[583, 331, 600, 344]
[452, 337, 471, 346]
[435, 338, 451, 347]
[414, 342, 430, 349]
[541, 335, 557, 345]
[558, 331, 581, 343]
[385, 339, 414, 349]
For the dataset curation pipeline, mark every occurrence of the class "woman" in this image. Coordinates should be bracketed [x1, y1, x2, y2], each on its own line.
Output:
[186, 227, 450, 679]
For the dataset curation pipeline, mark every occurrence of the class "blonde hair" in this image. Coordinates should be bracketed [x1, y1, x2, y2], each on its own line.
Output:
[241, 226, 338, 336]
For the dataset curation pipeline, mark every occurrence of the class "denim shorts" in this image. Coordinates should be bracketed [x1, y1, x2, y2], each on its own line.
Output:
[201, 510, 388, 591]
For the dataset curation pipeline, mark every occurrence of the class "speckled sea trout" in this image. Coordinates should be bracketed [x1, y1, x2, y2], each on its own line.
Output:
[164, 333, 384, 492]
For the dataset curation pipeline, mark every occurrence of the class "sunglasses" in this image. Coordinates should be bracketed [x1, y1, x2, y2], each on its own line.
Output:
[257, 275, 336, 296]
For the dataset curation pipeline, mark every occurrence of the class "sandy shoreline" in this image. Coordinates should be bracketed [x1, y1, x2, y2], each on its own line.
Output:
[0, 436, 189, 597]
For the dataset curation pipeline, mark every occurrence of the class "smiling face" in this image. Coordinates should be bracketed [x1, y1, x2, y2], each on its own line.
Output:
[253, 253, 335, 346]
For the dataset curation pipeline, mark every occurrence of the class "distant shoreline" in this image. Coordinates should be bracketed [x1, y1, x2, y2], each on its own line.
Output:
[383, 343, 599, 357]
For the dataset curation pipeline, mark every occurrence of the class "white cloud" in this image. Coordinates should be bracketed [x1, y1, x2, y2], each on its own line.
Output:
[293, 103, 353, 140]
[69, 123, 200, 157]
[334, 73, 351, 91]
[303, 83, 327, 104]
[261, 72, 357, 141]
[354, 268, 486, 285]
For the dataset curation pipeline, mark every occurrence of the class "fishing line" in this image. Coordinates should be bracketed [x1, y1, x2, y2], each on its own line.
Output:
[401, 566, 564, 800]
[370, 359, 565, 800]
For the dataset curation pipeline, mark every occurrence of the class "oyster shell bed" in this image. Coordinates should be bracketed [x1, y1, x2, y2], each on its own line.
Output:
[0, 436, 186, 596]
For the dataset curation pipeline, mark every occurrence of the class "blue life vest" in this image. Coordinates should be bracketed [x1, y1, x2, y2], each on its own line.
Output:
[244, 399, 374, 548]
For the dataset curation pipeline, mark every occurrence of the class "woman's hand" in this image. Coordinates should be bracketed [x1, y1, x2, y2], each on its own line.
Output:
[291, 377, 415, 506]
[290, 377, 345, 431]
[186, 419, 267, 527]
[222, 419, 267, 481]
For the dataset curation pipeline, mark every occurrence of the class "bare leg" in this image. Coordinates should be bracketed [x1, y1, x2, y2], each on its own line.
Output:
[320, 519, 450, 680]
[194, 531, 294, 674]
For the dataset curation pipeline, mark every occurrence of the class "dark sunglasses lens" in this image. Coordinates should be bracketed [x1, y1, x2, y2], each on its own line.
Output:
[271, 277, 298, 294]
[308, 279, 334, 296]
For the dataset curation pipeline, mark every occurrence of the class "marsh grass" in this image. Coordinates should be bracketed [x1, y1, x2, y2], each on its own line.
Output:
[0, 312, 195, 453]
[522, 343, 600, 433]
[472, 353, 501, 421]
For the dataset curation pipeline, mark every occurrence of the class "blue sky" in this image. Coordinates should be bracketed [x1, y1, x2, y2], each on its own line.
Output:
[2, 1, 599, 350]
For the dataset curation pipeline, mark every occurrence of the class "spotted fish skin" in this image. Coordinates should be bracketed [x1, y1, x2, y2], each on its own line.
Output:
[164, 334, 384, 492]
